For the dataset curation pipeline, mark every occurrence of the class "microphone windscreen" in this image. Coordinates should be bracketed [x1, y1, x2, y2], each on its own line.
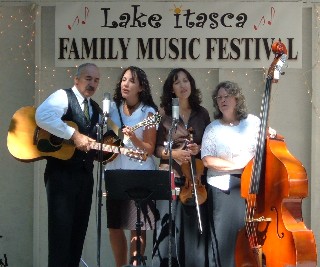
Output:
[103, 92, 111, 114]
[172, 98, 179, 121]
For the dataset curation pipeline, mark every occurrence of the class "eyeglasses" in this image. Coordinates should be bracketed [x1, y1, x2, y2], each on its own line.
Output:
[215, 94, 231, 101]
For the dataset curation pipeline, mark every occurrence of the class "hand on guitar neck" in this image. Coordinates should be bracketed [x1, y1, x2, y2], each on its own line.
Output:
[71, 130, 96, 153]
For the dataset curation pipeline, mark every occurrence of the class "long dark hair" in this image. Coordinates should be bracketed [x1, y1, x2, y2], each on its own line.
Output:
[212, 81, 248, 120]
[113, 66, 158, 111]
[160, 68, 202, 115]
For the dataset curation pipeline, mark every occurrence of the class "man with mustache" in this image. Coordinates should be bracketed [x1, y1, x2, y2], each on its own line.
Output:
[35, 63, 101, 267]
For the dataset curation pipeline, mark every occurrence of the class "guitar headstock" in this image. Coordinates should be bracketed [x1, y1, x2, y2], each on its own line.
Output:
[267, 39, 288, 83]
[125, 148, 148, 162]
[133, 112, 162, 130]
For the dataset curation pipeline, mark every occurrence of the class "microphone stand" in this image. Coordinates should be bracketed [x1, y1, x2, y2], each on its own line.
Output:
[164, 118, 178, 267]
[96, 112, 108, 267]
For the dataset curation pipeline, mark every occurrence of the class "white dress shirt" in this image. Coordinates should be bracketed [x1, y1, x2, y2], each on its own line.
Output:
[35, 86, 91, 140]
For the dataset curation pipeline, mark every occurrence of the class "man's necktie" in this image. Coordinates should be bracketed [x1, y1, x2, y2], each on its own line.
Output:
[83, 98, 90, 122]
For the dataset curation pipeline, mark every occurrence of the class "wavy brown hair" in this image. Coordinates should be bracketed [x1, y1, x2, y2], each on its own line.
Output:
[212, 81, 248, 120]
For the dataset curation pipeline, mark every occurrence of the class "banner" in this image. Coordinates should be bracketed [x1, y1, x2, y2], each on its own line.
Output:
[55, 2, 302, 68]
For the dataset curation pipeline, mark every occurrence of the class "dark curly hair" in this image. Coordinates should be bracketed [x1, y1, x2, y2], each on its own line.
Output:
[113, 66, 158, 111]
[160, 68, 202, 115]
[212, 81, 248, 120]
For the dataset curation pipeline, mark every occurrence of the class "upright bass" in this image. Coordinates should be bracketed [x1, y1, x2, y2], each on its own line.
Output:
[235, 40, 317, 266]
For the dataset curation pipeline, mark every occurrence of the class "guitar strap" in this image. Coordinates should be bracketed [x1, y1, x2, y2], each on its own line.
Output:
[117, 104, 125, 129]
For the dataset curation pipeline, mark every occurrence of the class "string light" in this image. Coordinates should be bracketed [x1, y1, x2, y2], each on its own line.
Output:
[1, 4, 320, 117]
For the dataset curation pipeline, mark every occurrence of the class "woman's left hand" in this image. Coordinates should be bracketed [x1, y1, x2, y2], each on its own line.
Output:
[186, 143, 201, 156]
[122, 126, 136, 140]
[268, 127, 277, 138]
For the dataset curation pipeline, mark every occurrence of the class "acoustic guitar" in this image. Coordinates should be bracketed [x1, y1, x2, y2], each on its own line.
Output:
[7, 106, 160, 162]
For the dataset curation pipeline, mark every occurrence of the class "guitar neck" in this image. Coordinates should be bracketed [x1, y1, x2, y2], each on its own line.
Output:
[130, 113, 161, 131]
[131, 121, 145, 131]
[90, 142, 147, 161]
[90, 142, 121, 154]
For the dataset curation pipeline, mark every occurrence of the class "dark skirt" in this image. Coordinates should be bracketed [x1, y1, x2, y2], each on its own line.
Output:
[207, 175, 245, 267]
[152, 198, 210, 267]
[106, 198, 158, 230]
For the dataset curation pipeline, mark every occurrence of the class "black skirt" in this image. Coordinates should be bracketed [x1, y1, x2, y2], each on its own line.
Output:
[106, 198, 158, 230]
[152, 198, 210, 267]
[207, 175, 245, 267]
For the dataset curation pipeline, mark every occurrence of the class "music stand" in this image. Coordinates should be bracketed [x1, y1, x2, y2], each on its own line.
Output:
[105, 170, 171, 266]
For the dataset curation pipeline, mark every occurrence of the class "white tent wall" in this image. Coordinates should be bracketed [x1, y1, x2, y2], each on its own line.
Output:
[0, 1, 319, 267]
[0, 4, 35, 267]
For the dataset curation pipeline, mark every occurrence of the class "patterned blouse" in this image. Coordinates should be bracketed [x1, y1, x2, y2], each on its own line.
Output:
[155, 106, 211, 177]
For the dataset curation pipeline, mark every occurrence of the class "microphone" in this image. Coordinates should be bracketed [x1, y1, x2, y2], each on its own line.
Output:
[103, 92, 111, 116]
[172, 98, 179, 123]
[164, 98, 180, 155]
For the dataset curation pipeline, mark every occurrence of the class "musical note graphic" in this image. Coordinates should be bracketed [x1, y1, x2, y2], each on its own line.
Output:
[67, 6, 90, 30]
[253, 6, 275, 31]
[81, 7, 89, 25]
[267, 7, 275, 25]
[68, 16, 79, 30]
[254, 16, 266, 31]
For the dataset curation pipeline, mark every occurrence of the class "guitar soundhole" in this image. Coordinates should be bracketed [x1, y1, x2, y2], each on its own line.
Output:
[99, 130, 123, 164]
[50, 135, 63, 146]
[102, 139, 122, 163]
